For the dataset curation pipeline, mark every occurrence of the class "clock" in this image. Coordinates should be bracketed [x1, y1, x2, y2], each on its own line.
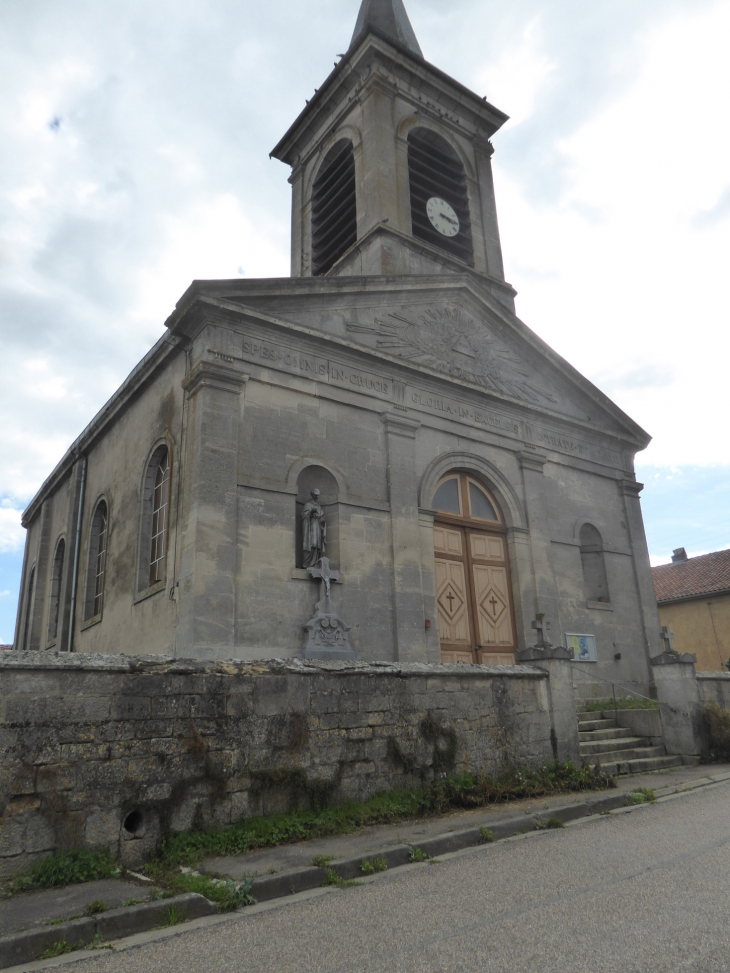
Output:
[426, 197, 460, 237]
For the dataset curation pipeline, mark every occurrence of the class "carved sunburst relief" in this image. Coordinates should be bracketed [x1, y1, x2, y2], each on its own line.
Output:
[346, 305, 557, 406]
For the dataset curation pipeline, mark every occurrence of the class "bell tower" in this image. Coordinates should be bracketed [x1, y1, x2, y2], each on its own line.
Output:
[271, 0, 516, 311]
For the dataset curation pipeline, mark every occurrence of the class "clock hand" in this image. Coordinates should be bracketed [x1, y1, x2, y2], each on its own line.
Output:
[439, 213, 458, 225]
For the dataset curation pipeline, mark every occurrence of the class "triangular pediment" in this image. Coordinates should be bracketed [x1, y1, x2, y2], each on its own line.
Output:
[169, 275, 649, 448]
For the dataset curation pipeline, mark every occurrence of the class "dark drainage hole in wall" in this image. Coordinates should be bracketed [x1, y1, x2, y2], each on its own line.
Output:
[123, 810, 145, 835]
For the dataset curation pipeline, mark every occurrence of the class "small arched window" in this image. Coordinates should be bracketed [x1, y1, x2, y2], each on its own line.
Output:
[22, 565, 36, 650]
[579, 524, 610, 604]
[47, 538, 66, 643]
[432, 474, 500, 524]
[311, 139, 357, 276]
[408, 128, 473, 266]
[85, 501, 108, 620]
[139, 447, 171, 591]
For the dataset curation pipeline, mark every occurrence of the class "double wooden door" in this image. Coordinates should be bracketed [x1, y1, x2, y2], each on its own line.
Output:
[434, 522, 516, 665]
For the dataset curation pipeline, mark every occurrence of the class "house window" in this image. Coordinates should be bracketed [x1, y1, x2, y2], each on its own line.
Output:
[47, 538, 65, 642]
[149, 450, 170, 586]
[85, 501, 108, 619]
[311, 140, 357, 276]
[579, 524, 610, 603]
[408, 128, 473, 266]
[22, 566, 35, 650]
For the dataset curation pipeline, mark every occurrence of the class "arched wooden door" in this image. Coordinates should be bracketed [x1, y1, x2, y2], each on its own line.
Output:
[432, 472, 517, 665]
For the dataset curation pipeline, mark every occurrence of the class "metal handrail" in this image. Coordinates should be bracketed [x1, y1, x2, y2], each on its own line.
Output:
[572, 668, 657, 725]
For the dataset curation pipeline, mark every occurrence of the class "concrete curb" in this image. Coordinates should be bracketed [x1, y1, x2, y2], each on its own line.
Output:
[248, 790, 632, 904]
[0, 893, 216, 970]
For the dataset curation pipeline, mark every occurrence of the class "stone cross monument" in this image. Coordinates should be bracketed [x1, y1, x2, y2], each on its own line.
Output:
[303, 556, 356, 661]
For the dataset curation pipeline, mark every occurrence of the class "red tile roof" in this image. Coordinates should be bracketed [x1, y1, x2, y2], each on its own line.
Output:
[0, 645, 12, 651]
[653, 549, 730, 603]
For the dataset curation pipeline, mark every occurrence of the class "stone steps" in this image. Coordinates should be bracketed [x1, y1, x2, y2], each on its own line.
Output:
[579, 727, 634, 742]
[580, 736, 652, 756]
[597, 754, 684, 775]
[576, 704, 680, 776]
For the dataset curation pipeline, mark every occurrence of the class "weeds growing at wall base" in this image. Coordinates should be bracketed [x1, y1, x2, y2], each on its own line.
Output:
[153, 762, 614, 870]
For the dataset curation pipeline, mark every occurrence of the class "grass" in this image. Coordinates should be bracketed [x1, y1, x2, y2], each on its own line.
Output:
[360, 857, 387, 875]
[626, 788, 656, 805]
[11, 849, 119, 894]
[84, 900, 107, 916]
[122, 898, 143, 907]
[159, 905, 188, 927]
[409, 847, 429, 862]
[312, 855, 335, 867]
[322, 868, 361, 888]
[38, 938, 75, 959]
[150, 762, 614, 871]
[478, 828, 496, 843]
[584, 698, 658, 712]
[143, 865, 256, 913]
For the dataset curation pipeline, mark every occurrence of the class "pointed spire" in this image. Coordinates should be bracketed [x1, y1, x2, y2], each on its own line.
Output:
[349, 0, 423, 58]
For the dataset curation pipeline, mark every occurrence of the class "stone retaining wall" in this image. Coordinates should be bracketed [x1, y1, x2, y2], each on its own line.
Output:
[0, 652, 556, 880]
[697, 671, 730, 709]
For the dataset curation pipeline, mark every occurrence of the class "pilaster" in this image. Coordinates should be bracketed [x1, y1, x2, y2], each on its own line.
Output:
[28, 499, 54, 651]
[417, 507, 443, 663]
[177, 360, 248, 658]
[517, 452, 561, 644]
[619, 479, 663, 665]
[515, 644, 581, 763]
[381, 413, 427, 661]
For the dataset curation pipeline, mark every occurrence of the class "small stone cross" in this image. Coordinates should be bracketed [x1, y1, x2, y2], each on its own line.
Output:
[531, 613, 550, 648]
[308, 556, 340, 613]
[660, 625, 675, 653]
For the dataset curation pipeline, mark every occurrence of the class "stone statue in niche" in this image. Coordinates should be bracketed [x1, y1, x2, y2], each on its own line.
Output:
[301, 489, 326, 568]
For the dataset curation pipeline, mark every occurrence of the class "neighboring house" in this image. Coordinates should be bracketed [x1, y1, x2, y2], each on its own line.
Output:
[0, 645, 12, 651]
[652, 548, 730, 671]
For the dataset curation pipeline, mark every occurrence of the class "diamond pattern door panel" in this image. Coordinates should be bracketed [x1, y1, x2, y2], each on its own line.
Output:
[435, 558, 471, 645]
[472, 564, 514, 648]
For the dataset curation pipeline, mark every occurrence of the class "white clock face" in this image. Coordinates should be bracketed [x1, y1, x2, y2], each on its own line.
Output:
[426, 197, 460, 237]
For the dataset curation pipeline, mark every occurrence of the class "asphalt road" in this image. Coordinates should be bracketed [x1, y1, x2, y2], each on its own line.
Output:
[57, 783, 730, 973]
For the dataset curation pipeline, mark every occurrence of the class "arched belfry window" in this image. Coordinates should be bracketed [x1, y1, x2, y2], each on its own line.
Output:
[311, 140, 357, 276]
[139, 446, 171, 591]
[85, 501, 108, 620]
[408, 129, 473, 266]
[579, 524, 610, 604]
[48, 538, 66, 642]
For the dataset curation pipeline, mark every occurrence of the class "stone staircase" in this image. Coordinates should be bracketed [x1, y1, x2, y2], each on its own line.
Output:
[576, 705, 683, 775]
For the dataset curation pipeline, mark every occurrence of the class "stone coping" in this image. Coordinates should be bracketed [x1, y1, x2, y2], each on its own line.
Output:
[0, 650, 546, 680]
[696, 671, 730, 681]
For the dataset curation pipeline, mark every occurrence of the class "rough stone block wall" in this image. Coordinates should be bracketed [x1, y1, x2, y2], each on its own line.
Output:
[0, 652, 552, 880]
[697, 672, 730, 709]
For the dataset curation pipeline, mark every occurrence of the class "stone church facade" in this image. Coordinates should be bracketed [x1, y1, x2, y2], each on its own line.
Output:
[14, 0, 663, 694]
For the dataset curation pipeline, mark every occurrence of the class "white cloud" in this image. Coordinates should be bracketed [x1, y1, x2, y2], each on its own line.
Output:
[0, 505, 24, 554]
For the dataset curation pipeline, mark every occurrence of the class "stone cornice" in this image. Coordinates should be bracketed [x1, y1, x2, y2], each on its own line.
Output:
[619, 479, 645, 498]
[381, 413, 421, 438]
[517, 451, 548, 473]
[182, 359, 249, 397]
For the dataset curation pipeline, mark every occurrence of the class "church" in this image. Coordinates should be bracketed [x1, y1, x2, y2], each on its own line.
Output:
[14, 0, 663, 696]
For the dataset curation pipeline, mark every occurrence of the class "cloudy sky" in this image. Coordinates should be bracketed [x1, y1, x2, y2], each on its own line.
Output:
[1, 0, 729, 642]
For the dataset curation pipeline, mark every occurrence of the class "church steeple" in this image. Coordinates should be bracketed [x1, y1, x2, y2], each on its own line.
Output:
[349, 0, 423, 58]
[271, 1, 516, 311]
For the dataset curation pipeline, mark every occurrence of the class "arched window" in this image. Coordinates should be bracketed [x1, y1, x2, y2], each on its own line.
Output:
[85, 501, 108, 620]
[139, 446, 171, 591]
[47, 538, 65, 643]
[22, 565, 35, 650]
[579, 524, 610, 604]
[407, 128, 473, 266]
[311, 140, 357, 276]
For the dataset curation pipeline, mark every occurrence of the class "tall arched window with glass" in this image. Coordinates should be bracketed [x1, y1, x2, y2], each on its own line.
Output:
[48, 538, 65, 642]
[149, 451, 170, 586]
[85, 501, 108, 620]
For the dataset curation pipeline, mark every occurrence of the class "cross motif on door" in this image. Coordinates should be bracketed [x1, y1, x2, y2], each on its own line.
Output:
[446, 591, 456, 611]
[489, 595, 499, 617]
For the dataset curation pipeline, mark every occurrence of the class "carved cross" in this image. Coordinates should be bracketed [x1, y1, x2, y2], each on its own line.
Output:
[446, 591, 456, 611]
[531, 612, 550, 648]
[308, 556, 340, 613]
[489, 595, 499, 617]
[660, 625, 676, 653]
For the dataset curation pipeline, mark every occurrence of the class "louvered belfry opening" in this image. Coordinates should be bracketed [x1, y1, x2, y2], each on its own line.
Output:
[311, 139, 357, 276]
[408, 129, 473, 266]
